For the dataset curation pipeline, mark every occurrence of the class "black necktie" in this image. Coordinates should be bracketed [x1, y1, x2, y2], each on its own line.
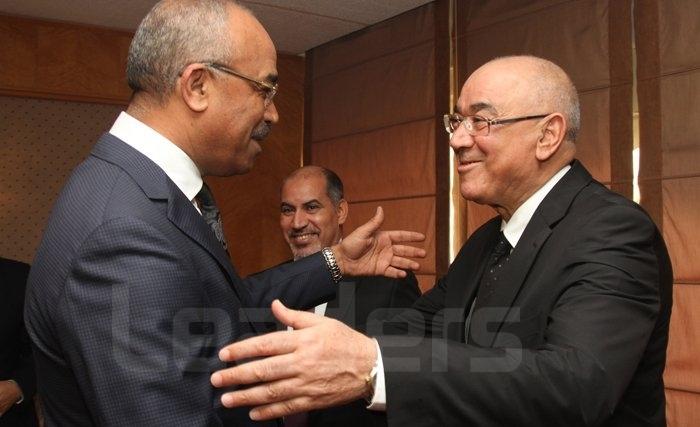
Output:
[195, 183, 228, 251]
[465, 231, 512, 342]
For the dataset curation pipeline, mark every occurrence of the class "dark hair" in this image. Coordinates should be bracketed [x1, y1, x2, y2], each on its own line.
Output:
[283, 166, 345, 206]
[319, 167, 344, 206]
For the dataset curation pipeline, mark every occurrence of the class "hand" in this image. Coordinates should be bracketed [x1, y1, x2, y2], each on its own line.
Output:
[211, 300, 377, 421]
[0, 380, 22, 415]
[333, 206, 425, 278]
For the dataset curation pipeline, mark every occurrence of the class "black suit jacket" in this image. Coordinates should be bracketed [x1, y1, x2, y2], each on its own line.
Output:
[378, 161, 673, 426]
[307, 274, 421, 427]
[24, 134, 337, 426]
[0, 258, 37, 427]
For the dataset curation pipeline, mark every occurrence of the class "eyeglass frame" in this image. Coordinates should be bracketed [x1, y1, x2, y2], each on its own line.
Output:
[443, 112, 551, 136]
[203, 62, 278, 106]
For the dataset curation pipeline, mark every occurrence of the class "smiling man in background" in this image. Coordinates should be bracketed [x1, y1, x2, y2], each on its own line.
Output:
[278, 166, 421, 427]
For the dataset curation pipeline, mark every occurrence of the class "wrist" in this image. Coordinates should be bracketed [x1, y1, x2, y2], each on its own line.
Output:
[362, 338, 379, 401]
[4, 380, 22, 404]
[323, 246, 344, 282]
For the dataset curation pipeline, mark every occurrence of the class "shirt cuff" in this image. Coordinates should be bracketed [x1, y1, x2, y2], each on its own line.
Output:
[367, 339, 386, 411]
[6, 380, 24, 405]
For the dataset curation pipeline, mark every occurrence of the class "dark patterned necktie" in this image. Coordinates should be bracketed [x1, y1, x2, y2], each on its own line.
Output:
[195, 183, 228, 251]
[465, 231, 512, 342]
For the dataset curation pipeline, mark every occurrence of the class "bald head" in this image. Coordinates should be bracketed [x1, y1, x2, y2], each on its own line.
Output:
[126, 0, 259, 101]
[470, 56, 580, 142]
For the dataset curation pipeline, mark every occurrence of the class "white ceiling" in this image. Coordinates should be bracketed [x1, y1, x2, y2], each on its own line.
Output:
[0, 0, 434, 54]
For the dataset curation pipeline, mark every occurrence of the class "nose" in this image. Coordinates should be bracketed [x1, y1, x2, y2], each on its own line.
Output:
[448, 124, 475, 153]
[265, 100, 279, 124]
[292, 210, 308, 230]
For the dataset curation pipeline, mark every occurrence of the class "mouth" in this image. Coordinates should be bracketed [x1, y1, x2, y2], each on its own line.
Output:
[457, 159, 481, 173]
[289, 232, 319, 244]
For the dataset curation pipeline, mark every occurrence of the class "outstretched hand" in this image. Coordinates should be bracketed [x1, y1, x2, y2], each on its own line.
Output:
[333, 206, 425, 278]
[211, 300, 377, 420]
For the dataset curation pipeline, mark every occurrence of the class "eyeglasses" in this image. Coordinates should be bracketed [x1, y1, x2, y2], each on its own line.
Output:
[443, 113, 550, 136]
[204, 62, 278, 107]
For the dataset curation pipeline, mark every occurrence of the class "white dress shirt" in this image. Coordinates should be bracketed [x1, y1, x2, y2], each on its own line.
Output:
[368, 164, 571, 410]
[109, 111, 203, 212]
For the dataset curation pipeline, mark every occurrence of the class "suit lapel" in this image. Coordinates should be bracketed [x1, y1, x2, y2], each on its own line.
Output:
[166, 180, 244, 301]
[445, 219, 501, 342]
[91, 134, 245, 302]
[470, 214, 551, 347]
[470, 161, 593, 347]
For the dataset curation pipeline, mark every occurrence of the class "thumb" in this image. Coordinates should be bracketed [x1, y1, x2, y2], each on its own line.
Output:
[272, 299, 324, 330]
[354, 206, 384, 238]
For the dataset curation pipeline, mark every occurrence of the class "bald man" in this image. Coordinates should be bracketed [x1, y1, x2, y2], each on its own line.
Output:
[211, 55, 673, 426]
[24, 1, 423, 426]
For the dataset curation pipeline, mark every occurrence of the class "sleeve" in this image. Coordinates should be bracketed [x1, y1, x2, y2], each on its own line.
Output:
[377, 273, 450, 338]
[10, 262, 37, 408]
[377, 204, 670, 426]
[388, 271, 422, 309]
[57, 217, 223, 426]
[242, 254, 336, 311]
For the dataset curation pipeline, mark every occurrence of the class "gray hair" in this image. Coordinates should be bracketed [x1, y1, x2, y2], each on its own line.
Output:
[530, 57, 581, 142]
[126, 0, 245, 99]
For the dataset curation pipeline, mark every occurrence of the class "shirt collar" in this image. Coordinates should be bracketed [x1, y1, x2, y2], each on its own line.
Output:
[109, 111, 203, 202]
[501, 165, 571, 248]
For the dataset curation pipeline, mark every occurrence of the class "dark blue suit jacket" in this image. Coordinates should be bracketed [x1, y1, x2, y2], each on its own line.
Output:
[25, 134, 336, 426]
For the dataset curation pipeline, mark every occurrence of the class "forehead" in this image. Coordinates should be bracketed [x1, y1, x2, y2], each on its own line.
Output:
[457, 63, 529, 114]
[226, 7, 278, 75]
[281, 174, 329, 203]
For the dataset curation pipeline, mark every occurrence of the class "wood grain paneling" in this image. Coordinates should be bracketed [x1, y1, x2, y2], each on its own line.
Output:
[311, 119, 435, 202]
[343, 197, 436, 275]
[0, 14, 132, 104]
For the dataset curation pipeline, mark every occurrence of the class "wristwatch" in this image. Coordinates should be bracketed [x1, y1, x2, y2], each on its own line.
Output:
[364, 364, 378, 403]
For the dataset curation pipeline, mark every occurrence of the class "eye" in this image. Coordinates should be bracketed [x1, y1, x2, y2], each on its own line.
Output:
[281, 206, 294, 215]
[306, 204, 320, 212]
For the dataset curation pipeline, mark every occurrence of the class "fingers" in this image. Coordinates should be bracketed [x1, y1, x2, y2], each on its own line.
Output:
[217, 329, 296, 363]
[248, 396, 316, 421]
[220, 377, 303, 410]
[386, 230, 426, 243]
[392, 244, 427, 259]
[271, 299, 324, 330]
[212, 353, 297, 388]
[353, 206, 385, 238]
[388, 256, 422, 272]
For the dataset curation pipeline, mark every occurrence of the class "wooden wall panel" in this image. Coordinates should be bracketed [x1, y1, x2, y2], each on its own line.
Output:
[311, 119, 435, 202]
[635, 1, 700, 424]
[665, 284, 700, 393]
[311, 42, 435, 142]
[0, 14, 132, 104]
[209, 54, 305, 276]
[343, 197, 436, 276]
[307, 4, 444, 290]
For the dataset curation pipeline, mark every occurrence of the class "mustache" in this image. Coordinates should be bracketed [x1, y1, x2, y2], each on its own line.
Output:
[251, 122, 271, 141]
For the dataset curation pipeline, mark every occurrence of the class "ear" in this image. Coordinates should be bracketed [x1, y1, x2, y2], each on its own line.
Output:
[178, 63, 211, 113]
[535, 113, 567, 162]
[336, 199, 349, 225]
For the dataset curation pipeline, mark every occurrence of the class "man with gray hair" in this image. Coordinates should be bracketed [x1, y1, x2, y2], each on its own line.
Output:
[212, 55, 673, 426]
[24, 1, 423, 426]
